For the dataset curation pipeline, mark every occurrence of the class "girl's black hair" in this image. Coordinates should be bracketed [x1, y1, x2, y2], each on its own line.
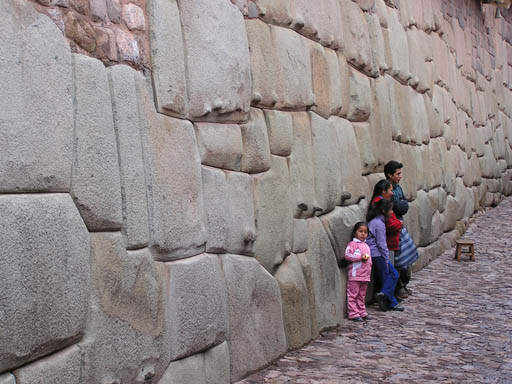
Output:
[351, 221, 368, 238]
[371, 179, 392, 202]
[366, 198, 394, 222]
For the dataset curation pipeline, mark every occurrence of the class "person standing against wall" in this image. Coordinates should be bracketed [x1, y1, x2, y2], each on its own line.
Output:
[384, 160, 413, 299]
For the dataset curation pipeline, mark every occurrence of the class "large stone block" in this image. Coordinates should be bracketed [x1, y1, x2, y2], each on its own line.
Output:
[397, 143, 419, 200]
[292, 219, 309, 254]
[311, 113, 342, 214]
[366, 12, 387, 76]
[164, 254, 229, 360]
[373, 74, 400, 157]
[330, 116, 365, 205]
[339, 0, 372, 74]
[326, 49, 343, 116]
[337, 53, 352, 119]
[0, 194, 89, 372]
[14, 346, 81, 384]
[72, 54, 123, 231]
[415, 190, 434, 247]
[289, 112, 316, 218]
[108, 67, 150, 249]
[0, 0, 73, 192]
[240, 108, 272, 173]
[384, 8, 411, 83]
[274, 254, 312, 350]
[157, 341, 230, 384]
[179, 0, 251, 121]
[320, 204, 365, 265]
[346, 67, 372, 122]
[81, 234, 168, 383]
[147, 0, 187, 117]
[249, 0, 292, 26]
[353, 122, 378, 175]
[310, 42, 331, 118]
[252, 155, 294, 273]
[222, 255, 287, 382]
[263, 109, 293, 157]
[138, 87, 207, 260]
[245, 19, 280, 108]
[272, 25, 315, 109]
[304, 218, 344, 330]
[194, 123, 243, 171]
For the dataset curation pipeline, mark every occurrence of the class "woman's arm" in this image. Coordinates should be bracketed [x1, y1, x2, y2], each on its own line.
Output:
[386, 212, 402, 233]
[375, 222, 389, 259]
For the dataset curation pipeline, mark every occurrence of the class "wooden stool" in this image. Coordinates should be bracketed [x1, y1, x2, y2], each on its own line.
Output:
[455, 240, 475, 262]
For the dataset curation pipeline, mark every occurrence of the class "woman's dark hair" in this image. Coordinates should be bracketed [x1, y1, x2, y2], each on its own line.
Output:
[366, 198, 394, 222]
[351, 221, 368, 238]
[371, 179, 392, 202]
[384, 160, 403, 179]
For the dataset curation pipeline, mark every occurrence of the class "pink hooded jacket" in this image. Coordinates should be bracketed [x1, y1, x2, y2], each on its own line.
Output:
[344, 238, 372, 282]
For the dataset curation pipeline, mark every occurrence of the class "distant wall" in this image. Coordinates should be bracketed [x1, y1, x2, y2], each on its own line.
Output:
[1, 0, 512, 383]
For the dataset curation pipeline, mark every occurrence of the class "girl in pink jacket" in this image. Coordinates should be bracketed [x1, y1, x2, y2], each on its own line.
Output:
[344, 222, 372, 322]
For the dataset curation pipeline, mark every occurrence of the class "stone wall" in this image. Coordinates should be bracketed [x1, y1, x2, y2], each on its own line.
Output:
[1, 0, 511, 382]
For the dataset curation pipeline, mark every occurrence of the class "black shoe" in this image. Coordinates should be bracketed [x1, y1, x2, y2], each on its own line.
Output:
[362, 315, 370, 321]
[349, 317, 364, 322]
[376, 292, 389, 312]
[391, 305, 405, 312]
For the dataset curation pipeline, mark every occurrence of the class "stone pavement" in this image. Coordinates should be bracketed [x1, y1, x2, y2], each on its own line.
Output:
[239, 197, 512, 383]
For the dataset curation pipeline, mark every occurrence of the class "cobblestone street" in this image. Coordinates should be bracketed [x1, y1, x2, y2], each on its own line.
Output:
[239, 197, 512, 383]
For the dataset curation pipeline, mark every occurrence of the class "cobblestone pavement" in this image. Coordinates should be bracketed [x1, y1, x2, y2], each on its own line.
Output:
[239, 197, 512, 383]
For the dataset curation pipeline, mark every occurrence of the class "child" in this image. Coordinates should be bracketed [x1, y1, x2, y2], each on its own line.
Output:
[344, 222, 372, 322]
[366, 199, 404, 312]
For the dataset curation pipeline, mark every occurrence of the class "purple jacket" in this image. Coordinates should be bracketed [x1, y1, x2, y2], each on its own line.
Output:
[366, 215, 389, 263]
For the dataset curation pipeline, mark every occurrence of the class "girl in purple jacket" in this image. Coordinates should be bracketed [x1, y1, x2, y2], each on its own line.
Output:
[344, 222, 372, 322]
[366, 199, 404, 312]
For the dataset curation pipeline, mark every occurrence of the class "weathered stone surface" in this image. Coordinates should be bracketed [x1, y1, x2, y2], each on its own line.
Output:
[337, 53, 352, 118]
[194, 123, 243, 171]
[263, 109, 293, 157]
[90, 0, 107, 21]
[385, 8, 411, 83]
[107, 67, 150, 248]
[106, 0, 121, 23]
[245, 19, 280, 107]
[272, 25, 315, 109]
[330, 116, 365, 205]
[366, 12, 387, 76]
[304, 218, 344, 331]
[226, 171, 256, 255]
[325, 48, 343, 115]
[179, 0, 251, 121]
[292, 219, 308, 254]
[14, 345, 81, 384]
[415, 190, 434, 247]
[123, 3, 145, 31]
[164, 254, 228, 360]
[157, 342, 230, 384]
[353, 122, 378, 175]
[397, 143, 419, 200]
[311, 112, 342, 214]
[339, 0, 372, 74]
[372, 75, 397, 166]
[115, 28, 139, 63]
[320, 204, 365, 265]
[253, 155, 294, 273]
[72, 54, 123, 231]
[0, 0, 73, 193]
[250, 0, 292, 26]
[310, 42, 331, 118]
[138, 86, 207, 260]
[346, 67, 372, 122]
[147, 0, 187, 116]
[81, 235, 167, 383]
[240, 108, 272, 173]
[274, 254, 312, 350]
[222, 255, 287, 382]
[290, 112, 316, 218]
[0, 194, 89, 372]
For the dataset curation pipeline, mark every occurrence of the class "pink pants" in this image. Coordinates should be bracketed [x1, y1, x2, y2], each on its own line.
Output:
[347, 280, 368, 319]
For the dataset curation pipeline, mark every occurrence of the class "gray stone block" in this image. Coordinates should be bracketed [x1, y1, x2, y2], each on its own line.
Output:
[353, 122, 378, 175]
[415, 190, 434, 247]
[179, 0, 251, 121]
[0, 0, 73, 192]
[240, 108, 272, 174]
[222, 255, 286, 382]
[14, 345, 81, 384]
[204, 342, 230, 384]
[253, 155, 294, 273]
[194, 123, 243, 171]
[263, 109, 293, 157]
[164, 254, 228, 361]
[72, 54, 123, 231]
[305, 217, 343, 331]
[0, 194, 89, 372]
[385, 8, 411, 83]
[147, 0, 187, 117]
[292, 219, 308, 254]
[346, 67, 372, 122]
[138, 84, 207, 260]
[290, 112, 316, 218]
[108, 67, 150, 249]
[274, 254, 312, 350]
[81, 234, 169, 383]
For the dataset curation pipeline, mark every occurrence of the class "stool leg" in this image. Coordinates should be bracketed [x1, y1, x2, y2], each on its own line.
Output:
[456, 246, 461, 262]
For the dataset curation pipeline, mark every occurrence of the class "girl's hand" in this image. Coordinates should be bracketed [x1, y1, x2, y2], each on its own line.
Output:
[362, 254, 369, 261]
